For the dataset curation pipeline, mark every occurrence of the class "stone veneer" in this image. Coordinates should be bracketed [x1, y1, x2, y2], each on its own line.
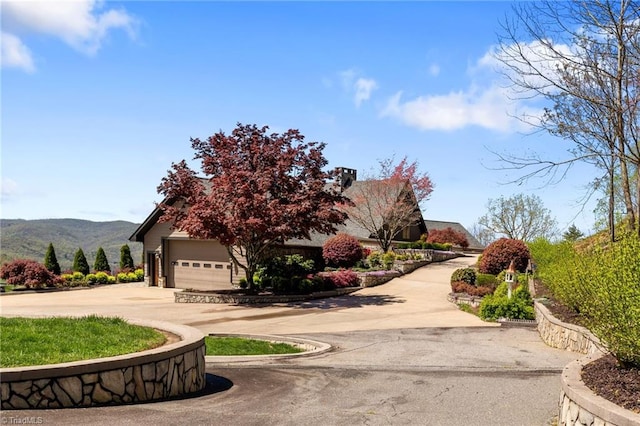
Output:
[534, 300, 604, 355]
[1, 319, 206, 409]
[535, 300, 640, 426]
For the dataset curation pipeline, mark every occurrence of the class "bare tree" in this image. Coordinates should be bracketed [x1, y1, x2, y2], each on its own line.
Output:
[477, 193, 558, 242]
[469, 222, 496, 247]
[341, 157, 433, 252]
[494, 0, 640, 240]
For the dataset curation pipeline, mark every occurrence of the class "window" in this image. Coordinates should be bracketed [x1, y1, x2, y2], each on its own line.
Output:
[215, 264, 223, 269]
[181, 262, 189, 267]
[193, 263, 200, 268]
[203, 264, 212, 268]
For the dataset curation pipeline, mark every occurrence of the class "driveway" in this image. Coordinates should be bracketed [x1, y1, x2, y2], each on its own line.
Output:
[0, 255, 579, 425]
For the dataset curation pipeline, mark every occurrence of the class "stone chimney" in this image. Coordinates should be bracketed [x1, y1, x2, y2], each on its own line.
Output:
[335, 167, 357, 191]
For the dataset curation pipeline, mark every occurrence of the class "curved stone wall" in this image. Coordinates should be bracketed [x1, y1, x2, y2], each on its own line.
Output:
[534, 300, 604, 355]
[1, 319, 206, 409]
[558, 355, 640, 426]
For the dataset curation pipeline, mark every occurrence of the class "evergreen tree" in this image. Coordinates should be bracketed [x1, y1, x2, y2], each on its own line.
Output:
[73, 248, 90, 275]
[120, 244, 134, 270]
[563, 224, 585, 242]
[44, 242, 61, 275]
[93, 247, 111, 273]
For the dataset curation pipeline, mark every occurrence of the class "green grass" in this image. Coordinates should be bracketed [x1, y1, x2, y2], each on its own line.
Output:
[205, 336, 303, 356]
[0, 316, 166, 367]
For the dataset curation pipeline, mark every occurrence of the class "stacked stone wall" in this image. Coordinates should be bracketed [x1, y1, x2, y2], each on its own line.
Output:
[1, 320, 205, 409]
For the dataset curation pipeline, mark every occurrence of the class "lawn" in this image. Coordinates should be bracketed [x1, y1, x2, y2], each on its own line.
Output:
[0, 316, 166, 368]
[205, 336, 303, 356]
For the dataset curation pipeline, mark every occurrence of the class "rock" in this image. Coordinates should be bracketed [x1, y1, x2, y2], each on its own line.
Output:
[57, 376, 83, 404]
[100, 370, 125, 396]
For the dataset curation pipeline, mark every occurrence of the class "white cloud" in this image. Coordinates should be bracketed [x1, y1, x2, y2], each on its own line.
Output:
[428, 64, 440, 77]
[1, 32, 34, 72]
[354, 78, 378, 108]
[380, 40, 570, 133]
[1, 0, 136, 71]
[1, 177, 20, 199]
[338, 68, 378, 107]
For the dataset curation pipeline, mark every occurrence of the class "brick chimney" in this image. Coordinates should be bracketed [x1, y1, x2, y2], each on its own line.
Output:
[335, 167, 357, 191]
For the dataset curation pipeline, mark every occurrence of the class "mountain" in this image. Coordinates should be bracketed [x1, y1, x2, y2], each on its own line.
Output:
[0, 219, 143, 272]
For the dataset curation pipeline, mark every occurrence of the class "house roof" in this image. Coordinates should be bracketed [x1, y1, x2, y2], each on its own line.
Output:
[131, 176, 429, 247]
[424, 220, 484, 250]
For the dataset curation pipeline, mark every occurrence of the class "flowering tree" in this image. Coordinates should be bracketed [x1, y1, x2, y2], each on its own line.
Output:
[157, 123, 349, 291]
[342, 156, 434, 252]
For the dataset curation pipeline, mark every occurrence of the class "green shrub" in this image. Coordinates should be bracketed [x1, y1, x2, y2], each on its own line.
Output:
[476, 273, 498, 288]
[366, 251, 382, 268]
[86, 274, 97, 284]
[120, 244, 135, 270]
[95, 271, 110, 284]
[107, 276, 116, 284]
[479, 238, 530, 275]
[44, 243, 61, 276]
[381, 252, 395, 270]
[117, 273, 129, 283]
[451, 268, 476, 285]
[72, 271, 84, 281]
[561, 234, 640, 367]
[73, 248, 90, 276]
[94, 247, 111, 273]
[479, 282, 534, 321]
[134, 269, 144, 281]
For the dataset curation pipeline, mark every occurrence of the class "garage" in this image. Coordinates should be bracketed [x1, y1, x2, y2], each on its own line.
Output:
[167, 239, 234, 290]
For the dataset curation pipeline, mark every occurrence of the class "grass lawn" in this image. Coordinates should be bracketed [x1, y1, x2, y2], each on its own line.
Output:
[205, 336, 303, 356]
[0, 316, 166, 368]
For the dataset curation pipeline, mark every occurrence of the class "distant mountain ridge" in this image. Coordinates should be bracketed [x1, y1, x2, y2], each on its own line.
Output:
[0, 218, 142, 271]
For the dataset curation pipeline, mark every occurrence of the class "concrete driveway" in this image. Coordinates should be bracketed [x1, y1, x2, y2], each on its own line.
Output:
[0, 255, 580, 425]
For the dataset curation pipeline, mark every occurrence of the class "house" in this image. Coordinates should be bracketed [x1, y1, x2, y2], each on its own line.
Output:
[129, 167, 427, 290]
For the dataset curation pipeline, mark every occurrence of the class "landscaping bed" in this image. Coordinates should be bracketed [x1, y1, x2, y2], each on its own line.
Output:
[533, 278, 640, 415]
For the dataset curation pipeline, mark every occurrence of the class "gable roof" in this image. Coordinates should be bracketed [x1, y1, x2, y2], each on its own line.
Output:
[424, 220, 484, 250]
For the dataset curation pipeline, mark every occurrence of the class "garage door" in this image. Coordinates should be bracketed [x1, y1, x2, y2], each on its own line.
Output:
[168, 240, 233, 290]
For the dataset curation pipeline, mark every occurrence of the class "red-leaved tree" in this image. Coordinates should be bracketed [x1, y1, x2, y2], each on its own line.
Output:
[426, 227, 469, 249]
[341, 156, 434, 252]
[157, 123, 350, 291]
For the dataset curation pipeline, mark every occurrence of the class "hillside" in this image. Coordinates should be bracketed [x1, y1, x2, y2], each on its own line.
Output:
[0, 219, 143, 271]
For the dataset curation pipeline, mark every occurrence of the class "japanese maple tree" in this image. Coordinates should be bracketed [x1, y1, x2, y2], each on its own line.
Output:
[342, 156, 434, 252]
[157, 123, 349, 291]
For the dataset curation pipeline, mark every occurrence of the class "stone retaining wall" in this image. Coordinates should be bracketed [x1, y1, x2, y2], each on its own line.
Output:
[558, 355, 640, 426]
[358, 271, 401, 287]
[534, 300, 640, 425]
[447, 293, 483, 308]
[175, 287, 359, 304]
[534, 300, 604, 355]
[1, 320, 206, 409]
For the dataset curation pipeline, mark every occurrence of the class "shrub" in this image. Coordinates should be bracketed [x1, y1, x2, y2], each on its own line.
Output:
[450, 281, 493, 297]
[451, 268, 476, 285]
[134, 269, 144, 281]
[366, 251, 382, 268]
[427, 227, 469, 249]
[322, 233, 363, 268]
[94, 247, 111, 273]
[478, 283, 534, 321]
[476, 273, 498, 288]
[117, 273, 129, 283]
[72, 271, 84, 281]
[381, 252, 395, 270]
[259, 254, 315, 284]
[86, 273, 97, 284]
[95, 271, 110, 284]
[126, 272, 137, 282]
[0, 259, 61, 288]
[120, 244, 135, 270]
[44, 243, 61, 276]
[479, 238, 530, 275]
[321, 269, 359, 288]
[107, 275, 116, 284]
[545, 234, 640, 367]
[73, 248, 90, 276]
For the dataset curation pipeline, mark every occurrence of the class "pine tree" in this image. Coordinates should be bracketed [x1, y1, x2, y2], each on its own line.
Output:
[44, 242, 61, 275]
[120, 244, 134, 270]
[73, 248, 90, 275]
[93, 247, 111, 273]
[563, 224, 585, 242]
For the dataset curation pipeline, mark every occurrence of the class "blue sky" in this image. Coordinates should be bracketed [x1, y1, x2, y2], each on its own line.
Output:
[1, 1, 600, 236]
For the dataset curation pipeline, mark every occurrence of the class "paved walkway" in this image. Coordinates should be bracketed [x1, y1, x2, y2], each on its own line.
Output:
[0, 255, 580, 425]
[0, 256, 493, 334]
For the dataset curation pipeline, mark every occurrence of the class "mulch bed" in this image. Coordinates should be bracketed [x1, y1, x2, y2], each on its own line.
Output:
[581, 354, 640, 413]
[533, 278, 640, 414]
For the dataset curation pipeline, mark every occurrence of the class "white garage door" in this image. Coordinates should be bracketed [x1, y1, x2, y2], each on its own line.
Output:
[168, 240, 233, 290]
